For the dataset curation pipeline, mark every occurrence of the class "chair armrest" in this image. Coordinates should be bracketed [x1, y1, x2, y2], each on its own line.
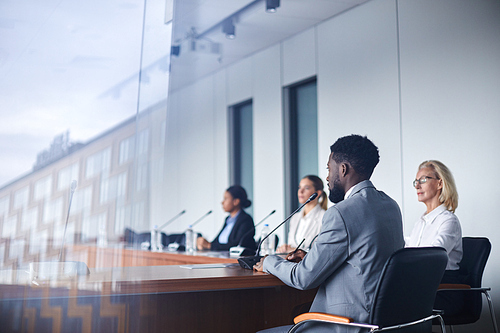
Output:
[438, 284, 491, 292]
[438, 283, 471, 290]
[293, 312, 353, 324]
[469, 287, 491, 292]
[289, 312, 378, 333]
[292, 312, 439, 333]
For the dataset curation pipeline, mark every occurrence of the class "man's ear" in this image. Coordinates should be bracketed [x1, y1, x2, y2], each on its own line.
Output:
[339, 163, 348, 178]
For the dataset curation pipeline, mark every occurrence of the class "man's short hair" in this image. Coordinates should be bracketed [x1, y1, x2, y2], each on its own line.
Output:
[330, 135, 380, 179]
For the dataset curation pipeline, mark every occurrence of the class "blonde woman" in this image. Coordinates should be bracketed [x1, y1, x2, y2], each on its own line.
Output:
[406, 160, 463, 314]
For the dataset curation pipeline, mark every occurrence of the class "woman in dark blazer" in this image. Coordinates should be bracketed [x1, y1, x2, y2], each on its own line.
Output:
[197, 185, 256, 252]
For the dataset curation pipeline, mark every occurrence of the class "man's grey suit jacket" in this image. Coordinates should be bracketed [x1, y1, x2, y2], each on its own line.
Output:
[263, 180, 404, 332]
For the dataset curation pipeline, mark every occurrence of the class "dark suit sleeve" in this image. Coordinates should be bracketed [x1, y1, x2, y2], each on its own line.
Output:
[210, 210, 256, 251]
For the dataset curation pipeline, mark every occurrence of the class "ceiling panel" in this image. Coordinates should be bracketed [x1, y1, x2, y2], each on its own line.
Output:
[169, 0, 370, 91]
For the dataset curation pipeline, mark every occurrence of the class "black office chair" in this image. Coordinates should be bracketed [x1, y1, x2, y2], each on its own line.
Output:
[124, 228, 185, 250]
[434, 237, 498, 333]
[288, 247, 448, 333]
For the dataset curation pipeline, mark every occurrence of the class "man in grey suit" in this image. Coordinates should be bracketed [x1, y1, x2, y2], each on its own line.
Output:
[254, 135, 404, 332]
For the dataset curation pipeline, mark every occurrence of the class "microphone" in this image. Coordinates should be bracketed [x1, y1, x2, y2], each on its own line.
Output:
[167, 210, 212, 252]
[190, 210, 213, 228]
[229, 209, 276, 257]
[30, 180, 90, 281]
[59, 180, 78, 261]
[238, 192, 318, 269]
[158, 209, 186, 230]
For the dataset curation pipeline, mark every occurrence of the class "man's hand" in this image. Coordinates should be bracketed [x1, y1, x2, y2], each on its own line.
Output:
[253, 256, 267, 272]
[286, 249, 306, 263]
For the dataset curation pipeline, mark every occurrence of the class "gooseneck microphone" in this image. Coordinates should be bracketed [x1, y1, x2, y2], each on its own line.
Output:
[190, 210, 213, 228]
[229, 209, 276, 256]
[59, 180, 78, 261]
[29, 180, 89, 280]
[158, 210, 186, 230]
[166, 210, 213, 252]
[238, 192, 318, 269]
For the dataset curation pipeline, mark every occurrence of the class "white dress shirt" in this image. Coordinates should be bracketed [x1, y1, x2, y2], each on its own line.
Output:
[406, 204, 463, 270]
[288, 203, 325, 250]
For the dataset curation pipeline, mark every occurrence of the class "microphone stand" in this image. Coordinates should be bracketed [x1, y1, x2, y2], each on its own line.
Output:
[59, 180, 77, 261]
[190, 210, 213, 228]
[167, 210, 212, 251]
[238, 193, 318, 269]
[30, 180, 90, 282]
[158, 210, 186, 230]
[229, 210, 276, 257]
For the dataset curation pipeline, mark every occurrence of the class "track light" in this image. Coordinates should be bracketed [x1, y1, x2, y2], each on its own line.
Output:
[266, 0, 280, 13]
[222, 19, 235, 39]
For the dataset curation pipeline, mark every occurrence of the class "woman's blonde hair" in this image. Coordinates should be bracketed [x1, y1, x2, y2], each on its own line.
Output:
[418, 160, 458, 213]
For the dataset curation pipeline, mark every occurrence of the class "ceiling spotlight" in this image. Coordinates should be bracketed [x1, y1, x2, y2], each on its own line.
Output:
[222, 19, 235, 39]
[266, 0, 280, 13]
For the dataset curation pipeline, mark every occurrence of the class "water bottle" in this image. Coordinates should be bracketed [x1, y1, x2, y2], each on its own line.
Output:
[260, 224, 273, 256]
[185, 225, 195, 252]
[156, 227, 163, 252]
[268, 228, 275, 254]
[150, 225, 159, 252]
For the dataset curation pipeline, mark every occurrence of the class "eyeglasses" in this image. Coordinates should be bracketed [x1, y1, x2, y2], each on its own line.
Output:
[413, 176, 436, 187]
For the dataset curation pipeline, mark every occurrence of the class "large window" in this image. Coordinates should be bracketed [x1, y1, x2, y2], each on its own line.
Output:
[57, 163, 80, 191]
[284, 78, 319, 217]
[0, 0, 173, 269]
[34, 175, 52, 201]
[229, 100, 254, 214]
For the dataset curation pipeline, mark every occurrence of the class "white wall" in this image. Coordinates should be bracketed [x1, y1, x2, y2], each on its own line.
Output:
[282, 27, 317, 86]
[398, 1, 500, 329]
[164, 0, 500, 329]
[317, 0, 403, 207]
[252, 45, 285, 232]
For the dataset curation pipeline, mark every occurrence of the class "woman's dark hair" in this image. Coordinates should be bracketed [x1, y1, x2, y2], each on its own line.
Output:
[226, 185, 252, 208]
[303, 175, 328, 210]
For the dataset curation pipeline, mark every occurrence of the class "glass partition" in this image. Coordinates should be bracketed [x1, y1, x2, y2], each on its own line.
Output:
[0, 0, 173, 269]
[0, 0, 378, 331]
[0, 0, 366, 267]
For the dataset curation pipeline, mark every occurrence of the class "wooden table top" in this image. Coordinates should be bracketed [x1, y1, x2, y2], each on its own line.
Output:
[0, 246, 290, 301]
[0, 262, 285, 299]
[88, 263, 284, 294]
[67, 244, 239, 267]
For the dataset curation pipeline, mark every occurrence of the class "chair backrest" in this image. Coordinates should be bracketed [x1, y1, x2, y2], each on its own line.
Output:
[455, 237, 491, 322]
[370, 247, 448, 331]
[458, 237, 491, 287]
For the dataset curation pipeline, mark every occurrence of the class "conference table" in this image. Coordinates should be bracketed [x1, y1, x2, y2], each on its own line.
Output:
[0, 245, 317, 333]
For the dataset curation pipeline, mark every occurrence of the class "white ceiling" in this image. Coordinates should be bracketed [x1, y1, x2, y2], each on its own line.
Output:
[169, 0, 370, 91]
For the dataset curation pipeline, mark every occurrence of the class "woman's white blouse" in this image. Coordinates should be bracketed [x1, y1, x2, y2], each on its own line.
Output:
[406, 204, 463, 270]
[288, 204, 325, 250]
